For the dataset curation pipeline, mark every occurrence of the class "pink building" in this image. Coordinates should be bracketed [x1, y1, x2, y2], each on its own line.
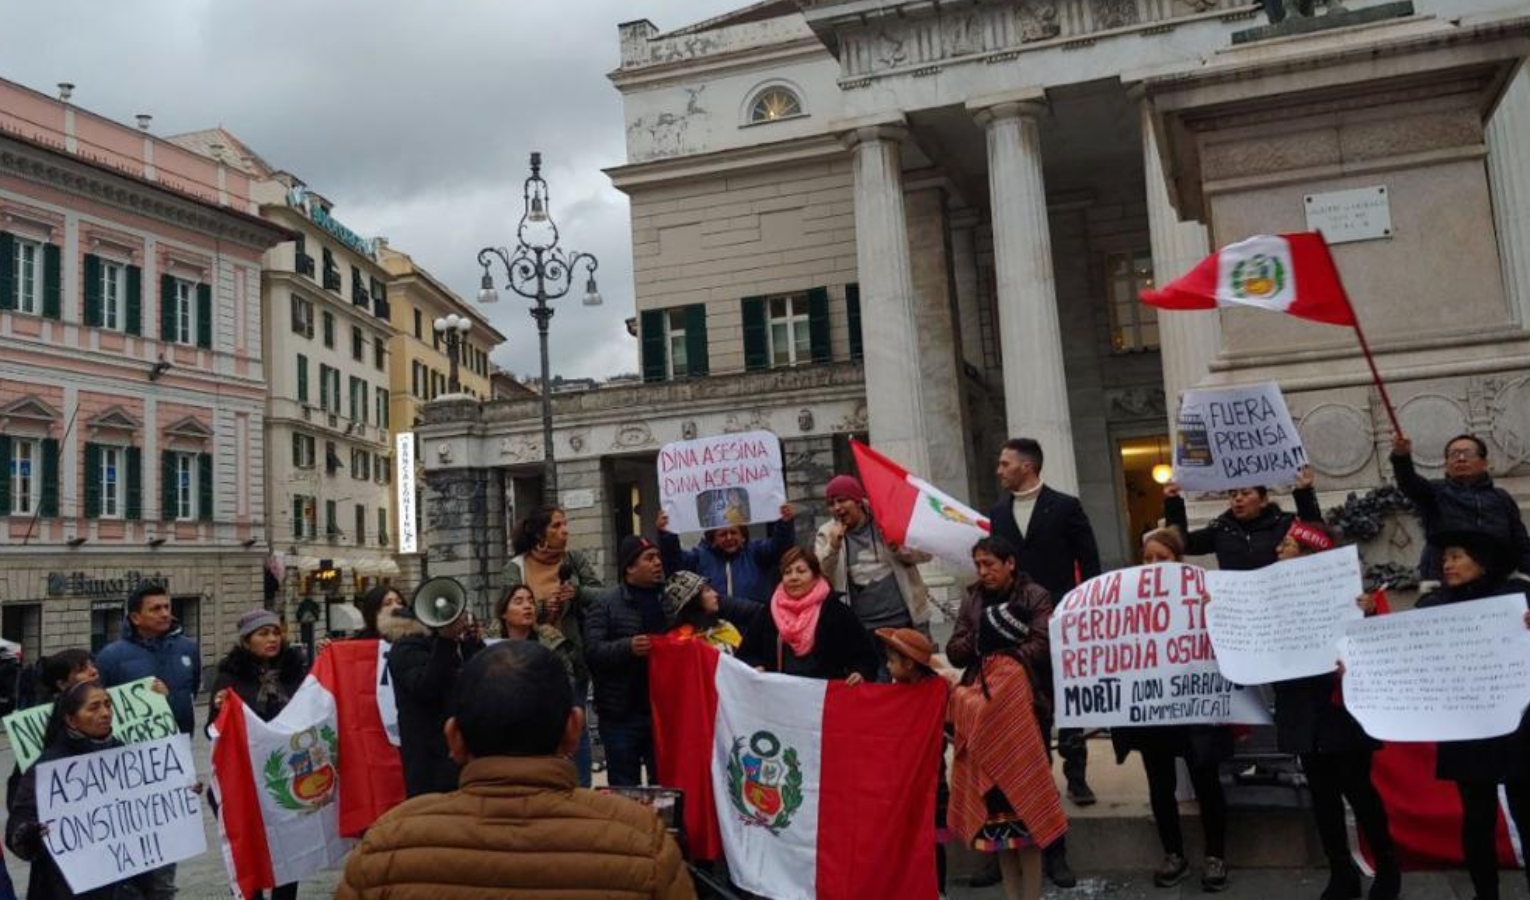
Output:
[0, 79, 287, 669]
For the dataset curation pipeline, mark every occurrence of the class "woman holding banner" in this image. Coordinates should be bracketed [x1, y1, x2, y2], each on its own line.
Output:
[6, 681, 155, 899]
[737, 547, 879, 682]
[1111, 527, 1233, 892]
[1418, 531, 1530, 900]
[1163, 467, 1321, 571]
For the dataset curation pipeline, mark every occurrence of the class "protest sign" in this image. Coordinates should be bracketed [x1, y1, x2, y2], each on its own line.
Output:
[1339, 594, 1530, 742]
[37, 734, 205, 894]
[1204, 545, 1364, 684]
[658, 430, 785, 534]
[1173, 382, 1306, 491]
[1051, 564, 1271, 728]
[4, 677, 177, 772]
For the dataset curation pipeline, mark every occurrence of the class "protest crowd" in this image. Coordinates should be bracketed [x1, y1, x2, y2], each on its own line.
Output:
[4, 248, 1530, 900]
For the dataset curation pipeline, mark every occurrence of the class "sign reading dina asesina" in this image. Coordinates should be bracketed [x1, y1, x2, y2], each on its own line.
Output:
[657, 430, 785, 535]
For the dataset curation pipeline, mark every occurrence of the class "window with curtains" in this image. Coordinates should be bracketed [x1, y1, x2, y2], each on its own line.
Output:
[1106, 250, 1159, 353]
[292, 432, 315, 469]
[173, 279, 194, 345]
[101, 261, 126, 331]
[293, 494, 316, 539]
[9, 439, 37, 514]
[12, 237, 39, 314]
[291, 295, 314, 337]
[100, 446, 124, 519]
[173, 452, 196, 521]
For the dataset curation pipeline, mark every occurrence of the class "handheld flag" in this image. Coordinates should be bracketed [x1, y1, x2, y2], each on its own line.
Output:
[850, 439, 990, 574]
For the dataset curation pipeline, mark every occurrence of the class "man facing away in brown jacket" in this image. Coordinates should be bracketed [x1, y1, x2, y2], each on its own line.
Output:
[338, 640, 695, 899]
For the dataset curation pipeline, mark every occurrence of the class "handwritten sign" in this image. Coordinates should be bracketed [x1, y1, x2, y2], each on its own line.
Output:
[38, 734, 205, 894]
[1174, 382, 1305, 491]
[658, 430, 785, 534]
[1204, 545, 1364, 684]
[1051, 564, 1271, 728]
[4, 678, 178, 773]
[1338, 594, 1530, 742]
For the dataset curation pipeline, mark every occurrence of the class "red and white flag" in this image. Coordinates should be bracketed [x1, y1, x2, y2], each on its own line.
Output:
[211, 641, 406, 898]
[851, 439, 990, 574]
[650, 638, 946, 900]
[1140, 232, 1356, 326]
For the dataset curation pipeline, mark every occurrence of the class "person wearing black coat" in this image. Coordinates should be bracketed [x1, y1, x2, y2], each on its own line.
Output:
[385, 603, 485, 797]
[1390, 433, 1530, 582]
[584, 535, 669, 787]
[736, 547, 880, 683]
[1162, 466, 1322, 571]
[1418, 531, 1530, 900]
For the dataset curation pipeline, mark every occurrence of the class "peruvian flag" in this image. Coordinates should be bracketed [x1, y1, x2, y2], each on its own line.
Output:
[649, 637, 946, 900]
[851, 439, 990, 574]
[1140, 232, 1356, 326]
[211, 642, 406, 897]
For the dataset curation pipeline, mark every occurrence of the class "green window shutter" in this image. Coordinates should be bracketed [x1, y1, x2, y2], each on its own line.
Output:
[198, 452, 213, 522]
[0, 436, 10, 517]
[0, 232, 14, 310]
[296, 354, 309, 403]
[42, 243, 61, 320]
[83, 254, 103, 327]
[293, 496, 304, 540]
[742, 296, 768, 372]
[808, 286, 831, 364]
[125, 265, 143, 336]
[125, 446, 142, 520]
[196, 283, 213, 348]
[161, 451, 177, 521]
[846, 282, 863, 360]
[160, 275, 177, 341]
[640, 309, 666, 383]
[40, 439, 58, 517]
[84, 443, 101, 519]
[684, 304, 709, 377]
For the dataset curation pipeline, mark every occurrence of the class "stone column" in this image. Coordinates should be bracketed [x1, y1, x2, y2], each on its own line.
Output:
[949, 211, 985, 372]
[1487, 66, 1530, 329]
[973, 100, 1078, 494]
[845, 126, 931, 478]
[1142, 100, 1220, 423]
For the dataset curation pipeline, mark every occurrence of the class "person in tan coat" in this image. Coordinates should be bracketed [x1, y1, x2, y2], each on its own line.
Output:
[338, 640, 695, 900]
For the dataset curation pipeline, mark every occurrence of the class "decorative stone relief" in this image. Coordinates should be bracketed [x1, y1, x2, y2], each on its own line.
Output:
[1488, 375, 1530, 467]
[568, 429, 590, 453]
[941, 13, 983, 56]
[1105, 387, 1165, 421]
[498, 435, 543, 463]
[436, 442, 454, 465]
[1297, 403, 1374, 476]
[797, 409, 815, 433]
[1015, 2, 1062, 42]
[1397, 393, 1470, 468]
[1173, 0, 1219, 13]
[1091, 0, 1141, 29]
[838, 403, 869, 434]
[875, 29, 909, 69]
[724, 409, 771, 434]
[681, 420, 698, 440]
[612, 422, 656, 450]
[627, 86, 709, 163]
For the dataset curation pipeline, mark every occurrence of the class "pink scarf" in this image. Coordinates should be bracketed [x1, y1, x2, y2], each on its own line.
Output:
[771, 578, 831, 659]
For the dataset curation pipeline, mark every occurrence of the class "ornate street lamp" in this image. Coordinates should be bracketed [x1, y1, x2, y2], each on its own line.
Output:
[477, 152, 601, 497]
[433, 313, 472, 394]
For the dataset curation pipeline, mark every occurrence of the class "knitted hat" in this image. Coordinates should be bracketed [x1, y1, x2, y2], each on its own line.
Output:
[237, 608, 281, 640]
[825, 475, 867, 504]
[978, 600, 1032, 654]
[618, 535, 658, 572]
[662, 571, 709, 628]
[874, 627, 934, 669]
[1284, 521, 1335, 554]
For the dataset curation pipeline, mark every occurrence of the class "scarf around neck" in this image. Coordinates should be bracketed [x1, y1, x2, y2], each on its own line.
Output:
[772, 578, 832, 658]
[524, 547, 565, 601]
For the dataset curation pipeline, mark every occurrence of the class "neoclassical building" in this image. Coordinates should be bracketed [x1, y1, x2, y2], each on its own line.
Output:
[420, 0, 1530, 610]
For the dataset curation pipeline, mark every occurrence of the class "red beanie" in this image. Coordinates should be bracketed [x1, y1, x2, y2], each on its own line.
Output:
[825, 475, 867, 504]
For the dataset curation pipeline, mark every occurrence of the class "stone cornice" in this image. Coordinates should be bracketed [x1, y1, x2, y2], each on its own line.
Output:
[605, 132, 848, 190]
[0, 133, 291, 252]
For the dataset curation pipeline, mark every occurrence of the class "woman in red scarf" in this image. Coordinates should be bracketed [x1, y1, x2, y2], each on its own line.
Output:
[737, 547, 879, 682]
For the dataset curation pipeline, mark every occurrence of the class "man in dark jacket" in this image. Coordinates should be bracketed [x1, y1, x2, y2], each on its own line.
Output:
[96, 583, 201, 898]
[657, 503, 796, 604]
[1391, 433, 1530, 582]
[387, 601, 485, 797]
[585, 535, 667, 787]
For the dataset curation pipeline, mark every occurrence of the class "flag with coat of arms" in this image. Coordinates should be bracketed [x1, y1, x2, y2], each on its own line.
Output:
[850, 439, 991, 575]
[1138, 232, 1357, 325]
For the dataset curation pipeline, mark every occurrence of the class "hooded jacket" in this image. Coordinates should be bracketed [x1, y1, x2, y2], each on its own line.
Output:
[1164, 487, 1322, 571]
[95, 619, 202, 734]
[1391, 453, 1530, 580]
[383, 612, 485, 797]
[337, 756, 694, 899]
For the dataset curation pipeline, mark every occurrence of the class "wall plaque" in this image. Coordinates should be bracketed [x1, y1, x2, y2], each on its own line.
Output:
[1304, 186, 1392, 245]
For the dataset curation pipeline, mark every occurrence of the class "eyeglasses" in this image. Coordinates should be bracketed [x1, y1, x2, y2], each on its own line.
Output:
[1446, 448, 1482, 460]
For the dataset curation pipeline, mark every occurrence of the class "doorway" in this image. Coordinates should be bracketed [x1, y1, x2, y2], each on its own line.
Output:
[1117, 434, 1173, 560]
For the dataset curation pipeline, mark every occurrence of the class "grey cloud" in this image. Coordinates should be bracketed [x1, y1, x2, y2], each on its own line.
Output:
[3, 0, 744, 378]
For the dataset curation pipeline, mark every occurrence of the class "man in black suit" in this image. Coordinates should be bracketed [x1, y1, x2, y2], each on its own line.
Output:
[988, 437, 1101, 889]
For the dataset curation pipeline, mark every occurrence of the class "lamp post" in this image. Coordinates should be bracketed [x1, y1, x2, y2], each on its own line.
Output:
[476, 151, 601, 497]
[433, 313, 472, 394]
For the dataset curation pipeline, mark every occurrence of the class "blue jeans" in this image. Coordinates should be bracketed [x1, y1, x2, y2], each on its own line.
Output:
[573, 675, 592, 788]
[600, 717, 655, 787]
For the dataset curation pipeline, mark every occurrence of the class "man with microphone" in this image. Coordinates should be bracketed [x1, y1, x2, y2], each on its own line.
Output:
[387, 580, 486, 797]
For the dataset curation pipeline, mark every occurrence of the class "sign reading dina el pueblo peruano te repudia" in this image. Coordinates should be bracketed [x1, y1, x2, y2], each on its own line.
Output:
[38, 735, 207, 894]
[1050, 564, 1271, 728]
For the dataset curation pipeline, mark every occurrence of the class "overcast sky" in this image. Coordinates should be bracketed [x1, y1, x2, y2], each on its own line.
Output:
[2, 0, 744, 379]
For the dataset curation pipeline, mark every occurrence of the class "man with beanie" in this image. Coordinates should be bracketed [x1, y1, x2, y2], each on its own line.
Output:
[586, 535, 667, 786]
[814, 474, 933, 638]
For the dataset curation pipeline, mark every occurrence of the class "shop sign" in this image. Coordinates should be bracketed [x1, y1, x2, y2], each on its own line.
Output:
[46, 571, 170, 599]
[286, 185, 378, 258]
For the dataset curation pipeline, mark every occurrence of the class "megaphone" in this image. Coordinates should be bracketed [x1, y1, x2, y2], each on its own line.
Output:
[412, 577, 467, 629]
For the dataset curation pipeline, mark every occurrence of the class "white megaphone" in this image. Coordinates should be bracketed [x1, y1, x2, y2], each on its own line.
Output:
[412, 576, 467, 629]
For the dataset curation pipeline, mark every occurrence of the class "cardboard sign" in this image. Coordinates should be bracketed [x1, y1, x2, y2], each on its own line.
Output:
[1174, 382, 1306, 491]
[38, 734, 205, 893]
[1051, 564, 1271, 728]
[4, 678, 178, 773]
[1204, 545, 1365, 684]
[1339, 594, 1530, 742]
[658, 430, 785, 534]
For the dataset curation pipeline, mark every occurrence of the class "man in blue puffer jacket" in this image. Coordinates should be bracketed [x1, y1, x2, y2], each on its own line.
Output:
[655, 503, 796, 605]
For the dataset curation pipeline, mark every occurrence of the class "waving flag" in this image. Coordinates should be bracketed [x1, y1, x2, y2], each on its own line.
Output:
[650, 638, 946, 900]
[1140, 232, 1356, 326]
[851, 439, 990, 574]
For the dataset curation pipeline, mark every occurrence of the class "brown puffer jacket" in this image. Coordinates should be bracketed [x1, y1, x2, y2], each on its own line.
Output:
[337, 756, 695, 899]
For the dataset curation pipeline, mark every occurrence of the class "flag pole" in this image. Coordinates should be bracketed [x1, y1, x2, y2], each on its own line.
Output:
[1317, 233, 1403, 438]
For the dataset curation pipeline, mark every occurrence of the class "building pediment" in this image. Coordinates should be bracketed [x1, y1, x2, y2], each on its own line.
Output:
[164, 416, 214, 441]
[0, 395, 61, 434]
[86, 405, 141, 434]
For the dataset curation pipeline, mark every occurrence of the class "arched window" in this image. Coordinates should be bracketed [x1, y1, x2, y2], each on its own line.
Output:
[749, 87, 803, 123]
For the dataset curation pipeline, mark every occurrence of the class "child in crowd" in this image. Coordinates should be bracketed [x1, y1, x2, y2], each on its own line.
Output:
[876, 627, 950, 899]
[661, 571, 757, 654]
